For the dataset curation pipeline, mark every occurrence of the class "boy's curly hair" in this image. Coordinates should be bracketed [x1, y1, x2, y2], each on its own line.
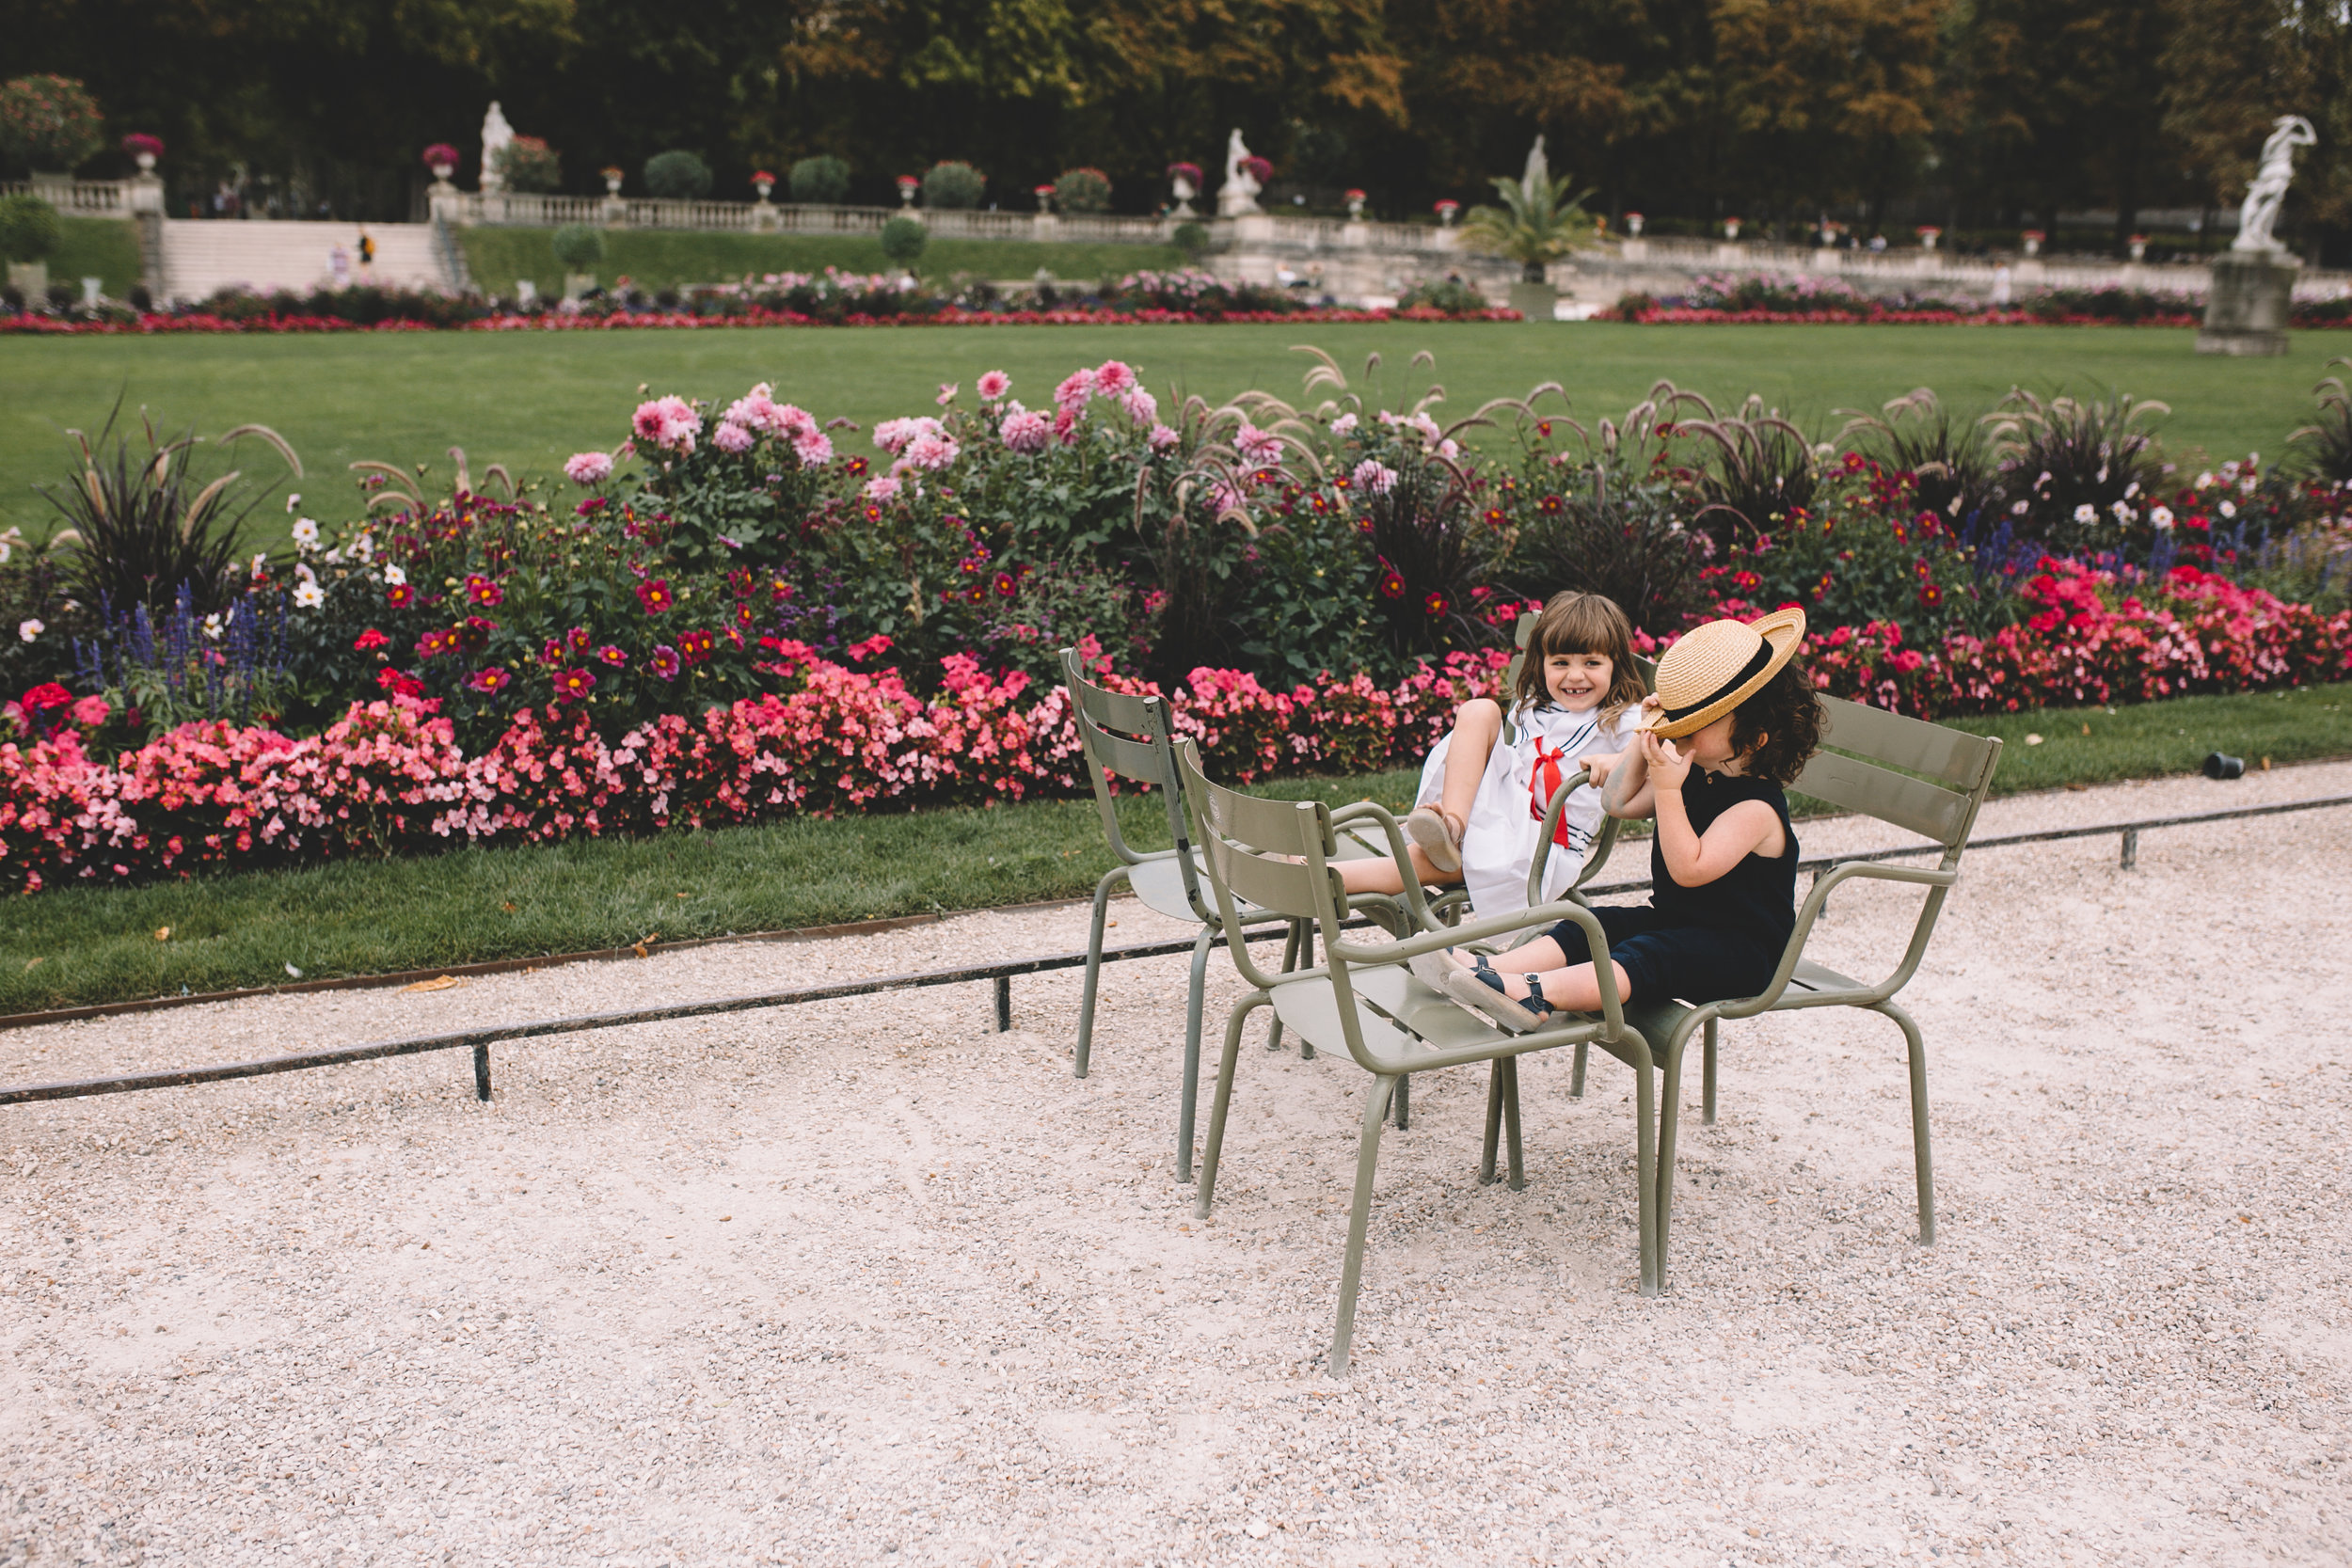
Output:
[1728, 661, 1825, 784]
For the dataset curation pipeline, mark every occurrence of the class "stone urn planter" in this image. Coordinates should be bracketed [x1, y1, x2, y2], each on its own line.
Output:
[1916, 226, 1941, 251]
[1507, 280, 1557, 322]
[2022, 230, 2043, 257]
[602, 167, 625, 198]
[1434, 199, 1459, 228]
[1724, 216, 1741, 241]
[1345, 188, 1367, 221]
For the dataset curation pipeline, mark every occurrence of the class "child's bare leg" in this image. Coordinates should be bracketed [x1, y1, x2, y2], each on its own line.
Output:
[1434, 698, 1502, 824]
[1336, 843, 1459, 895]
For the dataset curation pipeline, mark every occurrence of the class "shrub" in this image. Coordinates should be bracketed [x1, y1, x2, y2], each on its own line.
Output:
[644, 150, 713, 200]
[788, 155, 850, 205]
[1505, 460, 1704, 637]
[0, 195, 60, 262]
[493, 135, 562, 194]
[551, 223, 605, 271]
[0, 75, 104, 172]
[1979, 388, 2169, 555]
[921, 161, 985, 210]
[1398, 277, 1486, 313]
[880, 215, 928, 269]
[2290, 358, 2352, 485]
[1677, 393, 1819, 540]
[1836, 388, 1994, 527]
[1054, 166, 1111, 214]
[1171, 221, 1209, 260]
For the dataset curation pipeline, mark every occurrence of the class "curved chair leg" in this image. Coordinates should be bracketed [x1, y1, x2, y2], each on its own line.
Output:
[1876, 1000, 1937, 1245]
[1176, 927, 1214, 1181]
[1701, 1017, 1719, 1125]
[1194, 992, 1271, 1221]
[1569, 1041, 1588, 1099]
[1264, 921, 1302, 1053]
[1329, 1073, 1399, 1377]
[1073, 866, 1128, 1080]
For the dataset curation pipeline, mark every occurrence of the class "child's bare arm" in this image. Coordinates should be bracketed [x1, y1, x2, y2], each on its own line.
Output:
[1643, 733, 1782, 885]
[1601, 744, 1656, 819]
[1577, 749, 1624, 791]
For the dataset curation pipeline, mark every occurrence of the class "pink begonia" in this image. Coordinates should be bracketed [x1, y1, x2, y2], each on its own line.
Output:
[1148, 423, 1180, 451]
[1000, 409, 1051, 453]
[903, 432, 961, 471]
[631, 395, 703, 453]
[936, 383, 959, 406]
[864, 475, 902, 501]
[1120, 388, 1158, 426]
[976, 370, 1011, 401]
[70, 695, 109, 727]
[1352, 459, 1399, 495]
[792, 429, 834, 467]
[1091, 360, 1137, 396]
[1053, 369, 1095, 410]
[711, 420, 755, 454]
[564, 451, 614, 485]
[1234, 422, 1282, 464]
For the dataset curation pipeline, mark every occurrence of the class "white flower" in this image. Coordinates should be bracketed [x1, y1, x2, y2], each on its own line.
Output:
[294, 562, 317, 584]
[2219, 499, 2237, 518]
[2111, 499, 2135, 522]
[2010, 500, 2029, 515]
[353, 532, 374, 562]
[2074, 503, 2097, 525]
[291, 517, 322, 549]
[2194, 470, 2215, 489]
[202, 613, 224, 641]
[2035, 470, 2052, 490]
[2240, 477, 2257, 495]
[284, 492, 301, 513]
[2122, 482, 2139, 499]
[293, 580, 325, 609]
[2151, 506, 2175, 530]
[383, 564, 407, 587]
[17, 619, 41, 642]
[249, 552, 268, 577]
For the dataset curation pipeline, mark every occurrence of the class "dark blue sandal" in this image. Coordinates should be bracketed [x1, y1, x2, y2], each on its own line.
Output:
[1443, 967, 1558, 1034]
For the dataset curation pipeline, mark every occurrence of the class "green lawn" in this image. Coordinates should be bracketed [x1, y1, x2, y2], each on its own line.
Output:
[455, 227, 1189, 298]
[2, 323, 2338, 546]
[3, 682, 2344, 1016]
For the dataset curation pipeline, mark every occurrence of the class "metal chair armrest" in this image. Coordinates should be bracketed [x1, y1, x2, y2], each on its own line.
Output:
[1717, 859, 1959, 1018]
[1331, 899, 1626, 1037]
[1325, 800, 1443, 931]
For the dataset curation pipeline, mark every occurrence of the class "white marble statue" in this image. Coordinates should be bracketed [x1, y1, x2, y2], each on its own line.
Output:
[1218, 129, 1262, 217]
[480, 101, 516, 193]
[1520, 135, 1549, 204]
[2233, 115, 2317, 254]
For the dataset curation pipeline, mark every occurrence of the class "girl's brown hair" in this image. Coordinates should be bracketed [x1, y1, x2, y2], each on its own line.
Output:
[1512, 591, 1648, 723]
[1727, 661, 1826, 784]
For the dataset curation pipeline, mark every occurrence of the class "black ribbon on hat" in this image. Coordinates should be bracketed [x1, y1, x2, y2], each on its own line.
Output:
[1659, 639, 1775, 723]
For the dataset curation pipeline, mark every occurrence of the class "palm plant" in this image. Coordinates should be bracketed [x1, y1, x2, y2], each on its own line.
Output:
[1458, 173, 1595, 282]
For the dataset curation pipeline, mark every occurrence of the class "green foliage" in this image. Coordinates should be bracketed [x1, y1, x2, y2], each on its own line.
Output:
[1502, 457, 1704, 637]
[1979, 388, 2170, 555]
[643, 150, 713, 200]
[1396, 277, 1486, 312]
[0, 194, 61, 262]
[550, 223, 605, 271]
[922, 161, 985, 210]
[880, 214, 929, 268]
[1054, 166, 1112, 214]
[0, 74, 103, 171]
[788, 154, 850, 204]
[492, 135, 562, 194]
[49, 214, 140, 294]
[1170, 221, 1209, 260]
[2290, 358, 2352, 485]
[1459, 173, 1595, 282]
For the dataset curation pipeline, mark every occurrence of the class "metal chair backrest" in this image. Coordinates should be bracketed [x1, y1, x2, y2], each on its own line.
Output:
[1059, 648, 1203, 911]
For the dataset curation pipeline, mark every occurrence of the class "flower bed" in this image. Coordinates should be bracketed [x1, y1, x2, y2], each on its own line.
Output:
[1, 303, 1519, 336]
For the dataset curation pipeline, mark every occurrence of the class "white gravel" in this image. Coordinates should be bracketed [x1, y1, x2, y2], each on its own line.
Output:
[3, 762, 2349, 1566]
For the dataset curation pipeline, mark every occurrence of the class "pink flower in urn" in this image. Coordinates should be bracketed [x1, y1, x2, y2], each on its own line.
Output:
[1000, 409, 1051, 453]
[422, 143, 460, 172]
[711, 420, 755, 454]
[977, 370, 1010, 401]
[564, 451, 613, 485]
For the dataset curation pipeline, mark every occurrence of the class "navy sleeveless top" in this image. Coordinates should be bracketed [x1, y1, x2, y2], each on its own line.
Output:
[1649, 768, 1798, 945]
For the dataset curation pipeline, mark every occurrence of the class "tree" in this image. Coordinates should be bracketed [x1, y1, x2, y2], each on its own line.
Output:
[2162, 0, 2352, 237]
[1460, 171, 1597, 280]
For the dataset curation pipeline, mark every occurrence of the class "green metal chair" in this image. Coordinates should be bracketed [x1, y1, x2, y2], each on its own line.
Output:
[1175, 739, 1655, 1376]
[1565, 695, 2004, 1290]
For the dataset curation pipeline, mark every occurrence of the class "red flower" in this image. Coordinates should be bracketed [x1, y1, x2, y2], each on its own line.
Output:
[678, 629, 716, 663]
[595, 644, 626, 666]
[576, 497, 608, 516]
[376, 667, 424, 699]
[1423, 590, 1450, 617]
[386, 583, 414, 608]
[1378, 571, 1406, 599]
[844, 456, 869, 478]
[352, 628, 389, 652]
[845, 634, 891, 662]
[566, 626, 592, 654]
[733, 600, 756, 627]
[993, 571, 1018, 598]
[468, 666, 512, 693]
[459, 615, 495, 652]
[466, 574, 503, 607]
[647, 644, 682, 680]
[554, 667, 597, 698]
[20, 683, 71, 713]
[414, 628, 455, 659]
[1539, 494, 1564, 515]
[1355, 515, 1375, 535]
[1482, 507, 1506, 528]
[1918, 583, 1945, 609]
[635, 578, 675, 613]
[1733, 570, 1762, 591]
[539, 637, 564, 666]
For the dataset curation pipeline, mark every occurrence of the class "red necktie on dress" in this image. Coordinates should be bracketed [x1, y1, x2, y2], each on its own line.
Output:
[1528, 736, 1575, 847]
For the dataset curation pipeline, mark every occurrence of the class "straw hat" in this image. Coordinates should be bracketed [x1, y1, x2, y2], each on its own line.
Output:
[1635, 608, 1807, 739]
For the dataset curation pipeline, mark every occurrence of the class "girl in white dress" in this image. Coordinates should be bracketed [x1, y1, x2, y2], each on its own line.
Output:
[1334, 592, 1647, 915]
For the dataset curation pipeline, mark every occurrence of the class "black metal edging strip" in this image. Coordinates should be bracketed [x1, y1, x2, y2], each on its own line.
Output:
[0, 926, 1314, 1107]
[4, 793, 2346, 1110]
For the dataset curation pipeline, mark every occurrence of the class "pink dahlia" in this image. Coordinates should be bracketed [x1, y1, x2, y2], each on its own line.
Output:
[1147, 423, 1180, 451]
[712, 420, 755, 454]
[1352, 459, 1399, 495]
[631, 395, 702, 454]
[1121, 388, 1159, 426]
[1091, 360, 1137, 396]
[648, 645, 681, 680]
[792, 430, 834, 467]
[903, 432, 960, 471]
[864, 475, 902, 501]
[976, 370, 1010, 401]
[1053, 369, 1095, 411]
[1234, 422, 1282, 464]
[564, 451, 613, 485]
[1000, 409, 1051, 453]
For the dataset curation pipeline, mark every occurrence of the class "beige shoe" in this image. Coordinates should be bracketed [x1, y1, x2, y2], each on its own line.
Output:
[1403, 806, 1464, 874]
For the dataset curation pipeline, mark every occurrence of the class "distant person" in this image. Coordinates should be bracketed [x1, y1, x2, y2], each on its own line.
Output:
[1992, 261, 2013, 308]
[1867, 233, 1887, 253]
[330, 244, 352, 287]
[357, 230, 376, 276]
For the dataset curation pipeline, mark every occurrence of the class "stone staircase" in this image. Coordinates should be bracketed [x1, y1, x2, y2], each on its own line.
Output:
[160, 219, 455, 303]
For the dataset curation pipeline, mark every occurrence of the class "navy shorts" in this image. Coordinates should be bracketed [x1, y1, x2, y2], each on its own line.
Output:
[1537, 904, 1784, 1006]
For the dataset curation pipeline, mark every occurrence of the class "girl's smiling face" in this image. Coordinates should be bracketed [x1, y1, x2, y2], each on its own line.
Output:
[1542, 650, 1614, 711]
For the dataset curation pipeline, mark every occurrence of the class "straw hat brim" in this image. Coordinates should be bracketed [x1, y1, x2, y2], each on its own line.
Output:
[1635, 608, 1808, 739]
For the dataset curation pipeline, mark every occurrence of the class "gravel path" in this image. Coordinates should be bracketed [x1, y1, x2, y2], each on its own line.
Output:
[3, 763, 2349, 1566]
